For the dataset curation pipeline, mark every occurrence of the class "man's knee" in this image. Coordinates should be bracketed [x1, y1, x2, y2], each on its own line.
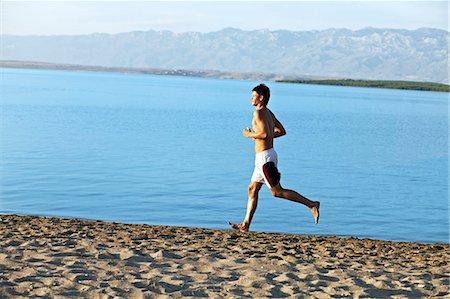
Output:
[248, 184, 257, 194]
[270, 185, 283, 197]
[248, 182, 260, 195]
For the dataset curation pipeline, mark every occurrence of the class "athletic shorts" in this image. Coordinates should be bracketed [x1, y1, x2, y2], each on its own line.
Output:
[251, 148, 281, 188]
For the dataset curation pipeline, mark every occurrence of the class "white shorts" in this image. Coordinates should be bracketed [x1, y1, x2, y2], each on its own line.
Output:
[251, 148, 281, 188]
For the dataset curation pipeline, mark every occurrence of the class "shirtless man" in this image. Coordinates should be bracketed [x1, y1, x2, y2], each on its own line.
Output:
[229, 84, 320, 232]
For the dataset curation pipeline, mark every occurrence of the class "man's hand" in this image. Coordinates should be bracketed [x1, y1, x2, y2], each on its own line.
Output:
[243, 127, 252, 138]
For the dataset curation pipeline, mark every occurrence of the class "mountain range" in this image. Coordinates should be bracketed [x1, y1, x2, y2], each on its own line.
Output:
[2, 27, 448, 83]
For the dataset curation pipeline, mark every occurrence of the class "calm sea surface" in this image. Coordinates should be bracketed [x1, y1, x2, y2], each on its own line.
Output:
[1, 68, 448, 243]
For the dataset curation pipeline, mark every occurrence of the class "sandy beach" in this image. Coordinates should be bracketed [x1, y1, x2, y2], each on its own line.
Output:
[0, 215, 448, 298]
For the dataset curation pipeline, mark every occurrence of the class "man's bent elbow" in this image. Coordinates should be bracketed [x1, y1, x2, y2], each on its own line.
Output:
[275, 131, 286, 138]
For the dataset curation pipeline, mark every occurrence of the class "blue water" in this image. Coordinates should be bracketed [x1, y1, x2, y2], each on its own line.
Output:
[1, 68, 448, 243]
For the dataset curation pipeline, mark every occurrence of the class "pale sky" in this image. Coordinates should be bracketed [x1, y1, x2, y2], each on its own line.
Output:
[2, 1, 448, 36]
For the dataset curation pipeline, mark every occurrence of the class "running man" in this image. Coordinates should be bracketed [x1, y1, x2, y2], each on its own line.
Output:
[229, 84, 320, 232]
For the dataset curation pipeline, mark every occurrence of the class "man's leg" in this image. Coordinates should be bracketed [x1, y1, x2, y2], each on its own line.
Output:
[270, 184, 320, 224]
[242, 181, 263, 230]
[229, 181, 263, 232]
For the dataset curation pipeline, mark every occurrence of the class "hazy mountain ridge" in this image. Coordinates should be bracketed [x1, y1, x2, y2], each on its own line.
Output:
[2, 27, 448, 83]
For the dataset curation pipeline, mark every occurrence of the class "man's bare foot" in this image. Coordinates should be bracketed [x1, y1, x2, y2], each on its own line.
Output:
[310, 201, 320, 224]
[228, 221, 249, 232]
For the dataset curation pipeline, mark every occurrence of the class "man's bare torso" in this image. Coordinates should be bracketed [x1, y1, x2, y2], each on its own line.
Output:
[252, 107, 275, 153]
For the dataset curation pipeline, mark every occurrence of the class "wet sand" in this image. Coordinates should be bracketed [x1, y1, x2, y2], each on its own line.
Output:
[0, 215, 448, 298]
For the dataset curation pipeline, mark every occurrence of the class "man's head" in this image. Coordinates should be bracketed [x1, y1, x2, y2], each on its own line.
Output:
[252, 84, 270, 106]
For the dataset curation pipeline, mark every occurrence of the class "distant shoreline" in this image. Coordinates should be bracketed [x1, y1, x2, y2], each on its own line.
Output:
[2, 60, 448, 92]
[0, 60, 318, 82]
[277, 79, 449, 93]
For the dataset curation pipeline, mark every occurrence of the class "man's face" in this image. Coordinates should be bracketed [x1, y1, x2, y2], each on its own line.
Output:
[251, 91, 262, 106]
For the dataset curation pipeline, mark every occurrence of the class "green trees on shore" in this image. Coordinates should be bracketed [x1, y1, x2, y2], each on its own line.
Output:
[277, 79, 449, 92]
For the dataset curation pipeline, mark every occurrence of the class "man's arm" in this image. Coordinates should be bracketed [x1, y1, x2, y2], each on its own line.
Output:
[243, 111, 268, 139]
[270, 110, 286, 138]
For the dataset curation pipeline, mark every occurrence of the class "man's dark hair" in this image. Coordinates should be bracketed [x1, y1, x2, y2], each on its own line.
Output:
[252, 84, 271, 105]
